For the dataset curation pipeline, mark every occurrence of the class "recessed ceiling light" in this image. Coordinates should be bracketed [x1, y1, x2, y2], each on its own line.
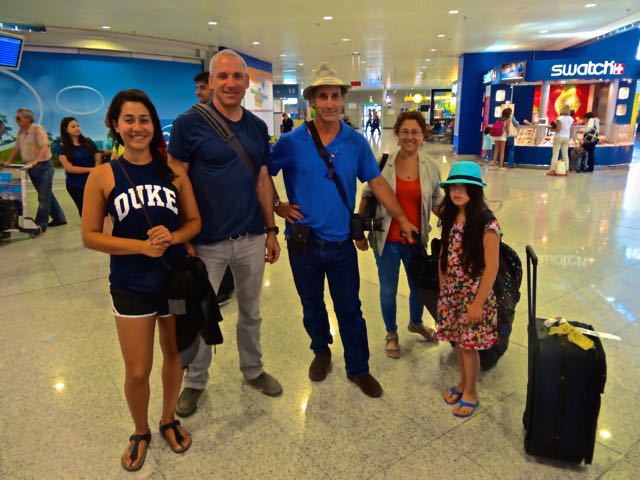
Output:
[448, 9, 459, 14]
[208, 21, 218, 25]
[361, 60, 367, 64]
[323, 16, 333, 20]
[426, 58, 431, 61]
[421, 66, 427, 69]
[437, 34, 446, 38]
[539, 29, 549, 33]
[585, 3, 597, 7]
[299, 63, 304, 66]
[430, 48, 437, 52]
[352, 51, 360, 55]
[101, 25, 111, 29]
[280, 53, 286, 57]
[252, 41, 260, 45]
[342, 38, 350, 42]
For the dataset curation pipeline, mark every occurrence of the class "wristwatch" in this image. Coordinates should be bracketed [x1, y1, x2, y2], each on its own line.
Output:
[265, 226, 280, 235]
[274, 198, 281, 209]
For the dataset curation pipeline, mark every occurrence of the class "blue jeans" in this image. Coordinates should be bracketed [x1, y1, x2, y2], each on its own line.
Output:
[505, 137, 515, 167]
[27, 161, 66, 230]
[287, 235, 370, 376]
[374, 242, 424, 333]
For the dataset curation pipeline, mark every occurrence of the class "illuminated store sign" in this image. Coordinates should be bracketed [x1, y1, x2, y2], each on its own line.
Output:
[526, 55, 637, 81]
[550, 60, 625, 77]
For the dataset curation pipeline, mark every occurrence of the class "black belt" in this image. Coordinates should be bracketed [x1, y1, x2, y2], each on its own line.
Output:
[228, 232, 252, 240]
[309, 232, 351, 248]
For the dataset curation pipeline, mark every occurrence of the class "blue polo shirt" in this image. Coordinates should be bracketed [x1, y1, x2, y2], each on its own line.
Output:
[269, 121, 380, 242]
[168, 104, 268, 244]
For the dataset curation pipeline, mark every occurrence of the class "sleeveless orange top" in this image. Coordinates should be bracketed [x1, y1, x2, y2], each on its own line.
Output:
[387, 176, 421, 243]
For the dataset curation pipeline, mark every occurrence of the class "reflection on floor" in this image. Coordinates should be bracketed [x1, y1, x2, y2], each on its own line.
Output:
[2, 129, 640, 479]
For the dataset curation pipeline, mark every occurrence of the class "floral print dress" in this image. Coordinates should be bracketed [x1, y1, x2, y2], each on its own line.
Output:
[436, 220, 500, 350]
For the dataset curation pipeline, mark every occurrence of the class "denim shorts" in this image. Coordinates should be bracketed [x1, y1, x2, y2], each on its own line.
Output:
[110, 288, 171, 318]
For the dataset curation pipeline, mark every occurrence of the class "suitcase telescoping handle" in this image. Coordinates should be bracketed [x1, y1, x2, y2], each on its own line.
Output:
[526, 246, 538, 328]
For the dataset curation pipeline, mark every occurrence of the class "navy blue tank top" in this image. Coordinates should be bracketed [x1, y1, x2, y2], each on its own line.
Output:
[107, 158, 186, 293]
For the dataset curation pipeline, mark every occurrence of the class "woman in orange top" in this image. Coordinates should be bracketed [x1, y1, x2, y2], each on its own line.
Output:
[357, 112, 443, 358]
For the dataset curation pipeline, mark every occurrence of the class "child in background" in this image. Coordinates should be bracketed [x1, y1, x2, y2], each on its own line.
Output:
[481, 127, 492, 161]
[436, 161, 500, 418]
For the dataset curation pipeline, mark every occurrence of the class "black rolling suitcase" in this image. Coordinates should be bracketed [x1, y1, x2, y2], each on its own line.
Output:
[522, 246, 606, 464]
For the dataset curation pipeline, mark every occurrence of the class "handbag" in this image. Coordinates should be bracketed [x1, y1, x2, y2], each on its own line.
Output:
[407, 236, 441, 321]
[364, 153, 389, 220]
[555, 159, 567, 176]
[583, 128, 600, 146]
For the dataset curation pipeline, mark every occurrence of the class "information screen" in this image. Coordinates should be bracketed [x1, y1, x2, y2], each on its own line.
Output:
[0, 33, 24, 69]
[501, 61, 526, 82]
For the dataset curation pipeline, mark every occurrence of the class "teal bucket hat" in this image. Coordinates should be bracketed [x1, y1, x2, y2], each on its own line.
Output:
[440, 161, 487, 188]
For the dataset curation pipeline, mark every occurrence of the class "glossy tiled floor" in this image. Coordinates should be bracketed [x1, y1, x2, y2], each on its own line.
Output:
[2, 130, 640, 479]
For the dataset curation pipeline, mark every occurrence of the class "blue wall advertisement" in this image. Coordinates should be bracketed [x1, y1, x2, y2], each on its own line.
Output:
[0, 51, 202, 157]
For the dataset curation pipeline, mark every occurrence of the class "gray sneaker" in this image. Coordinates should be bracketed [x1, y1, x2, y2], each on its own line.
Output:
[176, 387, 204, 417]
[246, 372, 283, 397]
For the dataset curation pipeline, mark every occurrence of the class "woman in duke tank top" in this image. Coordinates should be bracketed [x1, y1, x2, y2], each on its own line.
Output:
[82, 90, 201, 472]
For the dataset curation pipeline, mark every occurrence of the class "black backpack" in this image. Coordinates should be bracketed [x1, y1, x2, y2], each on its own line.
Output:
[494, 242, 523, 324]
[480, 242, 523, 370]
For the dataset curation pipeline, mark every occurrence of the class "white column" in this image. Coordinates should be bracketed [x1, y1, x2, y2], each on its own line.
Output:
[586, 84, 596, 113]
[603, 79, 619, 140]
[539, 81, 550, 121]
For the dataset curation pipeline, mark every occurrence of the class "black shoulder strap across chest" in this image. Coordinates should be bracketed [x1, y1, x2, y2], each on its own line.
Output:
[306, 120, 351, 213]
[379, 153, 389, 170]
[192, 103, 258, 180]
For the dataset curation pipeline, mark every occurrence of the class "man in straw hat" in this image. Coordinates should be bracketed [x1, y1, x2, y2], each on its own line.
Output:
[269, 63, 418, 397]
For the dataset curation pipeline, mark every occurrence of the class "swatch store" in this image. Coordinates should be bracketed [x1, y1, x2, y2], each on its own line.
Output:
[455, 28, 640, 167]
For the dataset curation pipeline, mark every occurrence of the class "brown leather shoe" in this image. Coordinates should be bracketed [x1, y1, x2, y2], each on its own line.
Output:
[309, 350, 332, 382]
[407, 323, 439, 343]
[347, 373, 383, 398]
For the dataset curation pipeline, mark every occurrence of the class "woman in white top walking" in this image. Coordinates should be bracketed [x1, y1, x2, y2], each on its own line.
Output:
[547, 105, 574, 176]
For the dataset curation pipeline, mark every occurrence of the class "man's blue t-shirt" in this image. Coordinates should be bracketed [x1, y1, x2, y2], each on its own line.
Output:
[168, 104, 268, 244]
[269, 121, 380, 242]
[53, 140, 97, 189]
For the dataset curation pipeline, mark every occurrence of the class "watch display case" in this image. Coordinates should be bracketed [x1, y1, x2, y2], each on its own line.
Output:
[514, 124, 633, 147]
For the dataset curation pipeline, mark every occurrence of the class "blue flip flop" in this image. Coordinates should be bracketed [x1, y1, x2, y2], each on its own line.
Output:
[453, 399, 479, 418]
[444, 387, 463, 405]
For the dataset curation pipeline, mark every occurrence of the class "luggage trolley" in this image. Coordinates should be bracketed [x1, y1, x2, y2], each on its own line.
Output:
[0, 164, 42, 239]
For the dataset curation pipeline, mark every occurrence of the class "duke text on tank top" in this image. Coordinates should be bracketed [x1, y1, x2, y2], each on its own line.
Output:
[107, 158, 185, 293]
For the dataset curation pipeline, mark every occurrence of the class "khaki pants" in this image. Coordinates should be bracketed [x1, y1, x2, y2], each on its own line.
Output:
[183, 234, 266, 388]
[549, 136, 570, 173]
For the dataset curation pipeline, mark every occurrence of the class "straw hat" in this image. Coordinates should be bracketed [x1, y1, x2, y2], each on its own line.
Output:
[440, 161, 487, 188]
[303, 63, 352, 100]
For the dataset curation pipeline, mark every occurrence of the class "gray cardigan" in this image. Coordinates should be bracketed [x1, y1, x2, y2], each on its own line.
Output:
[362, 148, 444, 255]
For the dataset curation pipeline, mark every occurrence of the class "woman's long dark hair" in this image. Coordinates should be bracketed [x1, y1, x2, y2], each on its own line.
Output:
[105, 89, 174, 182]
[438, 184, 495, 276]
[59, 116, 97, 162]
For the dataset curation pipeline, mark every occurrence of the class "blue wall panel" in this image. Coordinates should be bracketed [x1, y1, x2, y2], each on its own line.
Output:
[511, 85, 536, 123]
[0, 51, 203, 151]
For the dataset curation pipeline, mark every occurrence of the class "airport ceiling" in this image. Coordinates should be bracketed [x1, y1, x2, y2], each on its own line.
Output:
[3, 0, 640, 90]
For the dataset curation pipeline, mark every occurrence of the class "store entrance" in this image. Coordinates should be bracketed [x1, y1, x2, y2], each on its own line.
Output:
[363, 103, 382, 134]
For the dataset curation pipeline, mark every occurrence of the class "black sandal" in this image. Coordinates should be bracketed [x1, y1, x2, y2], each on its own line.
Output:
[159, 419, 192, 454]
[121, 432, 151, 472]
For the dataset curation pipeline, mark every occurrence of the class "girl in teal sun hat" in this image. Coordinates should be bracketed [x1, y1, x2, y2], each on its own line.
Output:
[436, 161, 500, 418]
